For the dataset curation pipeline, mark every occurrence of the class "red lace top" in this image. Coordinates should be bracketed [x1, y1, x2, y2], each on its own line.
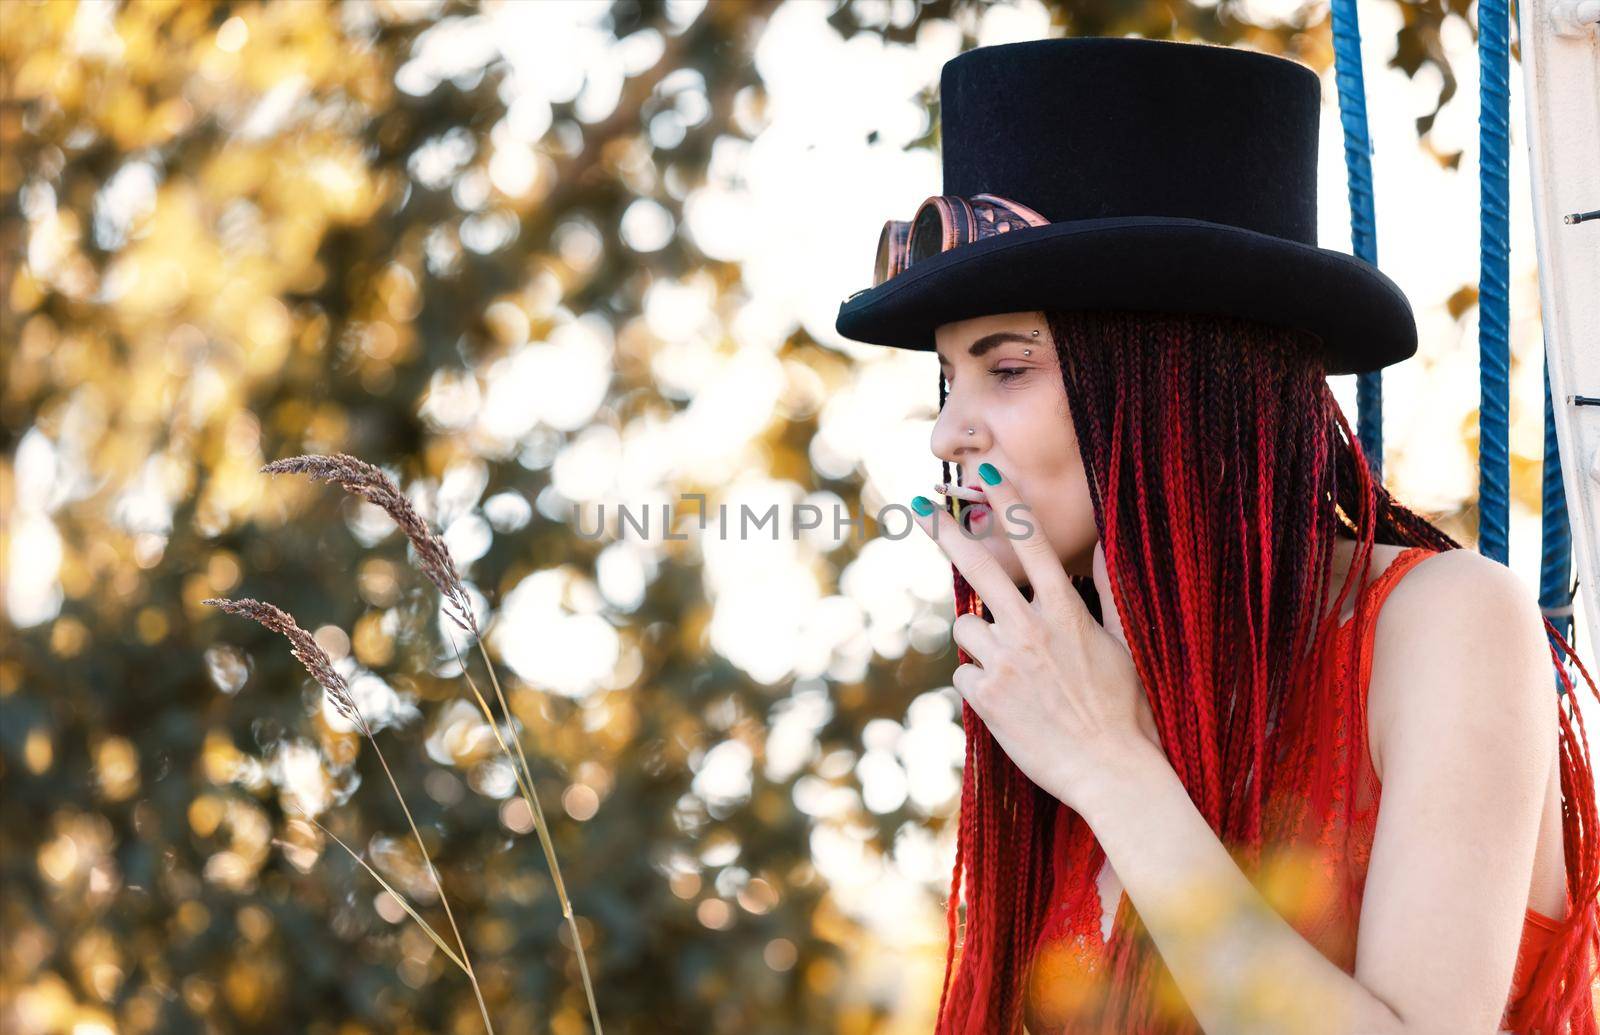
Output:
[1023, 545, 1582, 1034]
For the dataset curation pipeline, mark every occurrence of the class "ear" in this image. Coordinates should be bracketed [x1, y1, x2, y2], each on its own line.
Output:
[1090, 540, 1128, 650]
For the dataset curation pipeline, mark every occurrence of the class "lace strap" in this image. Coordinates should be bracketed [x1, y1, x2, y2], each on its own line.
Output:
[1346, 547, 1438, 788]
[1350, 546, 1436, 693]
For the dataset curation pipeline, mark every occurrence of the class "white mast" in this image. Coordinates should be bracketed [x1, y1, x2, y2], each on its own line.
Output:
[1517, 0, 1600, 662]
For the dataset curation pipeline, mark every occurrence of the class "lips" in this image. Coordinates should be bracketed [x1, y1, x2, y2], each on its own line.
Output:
[935, 481, 990, 530]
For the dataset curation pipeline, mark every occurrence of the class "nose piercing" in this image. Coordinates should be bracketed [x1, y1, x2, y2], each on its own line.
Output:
[966, 427, 975, 436]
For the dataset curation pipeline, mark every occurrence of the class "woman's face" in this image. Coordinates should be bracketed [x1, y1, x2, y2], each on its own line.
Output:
[931, 310, 1098, 581]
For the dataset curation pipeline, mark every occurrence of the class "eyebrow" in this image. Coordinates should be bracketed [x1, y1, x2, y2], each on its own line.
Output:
[937, 331, 1035, 364]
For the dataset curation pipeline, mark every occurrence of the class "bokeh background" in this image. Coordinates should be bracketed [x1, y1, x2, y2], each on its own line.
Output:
[3, 1, 1592, 1033]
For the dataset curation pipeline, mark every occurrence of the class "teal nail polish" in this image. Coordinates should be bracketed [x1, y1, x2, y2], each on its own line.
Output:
[979, 462, 1001, 485]
[910, 495, 935, 516]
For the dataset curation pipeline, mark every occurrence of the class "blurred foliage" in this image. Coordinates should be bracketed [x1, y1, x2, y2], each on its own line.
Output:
[1, 1, 1483, 1033]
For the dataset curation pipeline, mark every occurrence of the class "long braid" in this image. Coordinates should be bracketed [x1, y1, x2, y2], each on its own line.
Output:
[936, 349, 1063, 1028]
[929, 308, 1600, 1033]
[934, 369, 966, 1027]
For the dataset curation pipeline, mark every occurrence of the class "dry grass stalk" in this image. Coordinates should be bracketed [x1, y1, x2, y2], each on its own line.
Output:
[262, 453, 604, 1034]
[204, 595, 495, 1035]
[444, 630, 603, 1028]
[260, 454, 475, 635]
[274, 809, 466, 972]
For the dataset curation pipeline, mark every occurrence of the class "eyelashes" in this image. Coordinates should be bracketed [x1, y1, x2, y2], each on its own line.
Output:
[942, 366, 1030, 387]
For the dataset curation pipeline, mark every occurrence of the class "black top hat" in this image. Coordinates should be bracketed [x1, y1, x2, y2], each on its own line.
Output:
[833, 37, 1417, 376]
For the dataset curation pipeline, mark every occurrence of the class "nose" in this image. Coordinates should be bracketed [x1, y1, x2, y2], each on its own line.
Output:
[931, 387, 987, 471]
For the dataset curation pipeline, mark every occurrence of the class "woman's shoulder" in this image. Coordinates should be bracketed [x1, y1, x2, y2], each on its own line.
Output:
[1370, 544, 1539, 634]
[1330, 539, 1530, 630]
[1363, 544, 1554, 783]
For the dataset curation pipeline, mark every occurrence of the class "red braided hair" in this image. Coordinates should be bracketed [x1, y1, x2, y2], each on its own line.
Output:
[931, 309, 1600, 1033]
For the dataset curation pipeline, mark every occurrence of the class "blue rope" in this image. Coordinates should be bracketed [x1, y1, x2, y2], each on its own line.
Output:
[1478, 0, 1512, 565]
[1332, 0, 1565, 698]
[1539, 348, 1576, 695]
[1330, 0, 1385, 481]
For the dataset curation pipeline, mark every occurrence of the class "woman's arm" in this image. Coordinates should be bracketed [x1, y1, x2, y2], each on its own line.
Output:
[1073, 550, 1555, 1035]
[1075, 738, 1395, 1034]
[1350, 550, 1555, 1029]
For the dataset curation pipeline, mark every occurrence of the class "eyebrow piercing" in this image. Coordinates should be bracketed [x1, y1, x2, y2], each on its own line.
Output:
[1031, 329, 1039, 336]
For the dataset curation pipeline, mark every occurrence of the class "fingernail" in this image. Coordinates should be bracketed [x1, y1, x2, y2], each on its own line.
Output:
[910, 496, 935, 516]
[979, 463, 1001, 485]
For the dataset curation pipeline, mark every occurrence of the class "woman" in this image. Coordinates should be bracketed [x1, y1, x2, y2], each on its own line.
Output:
[833, 38, 1600, 1035]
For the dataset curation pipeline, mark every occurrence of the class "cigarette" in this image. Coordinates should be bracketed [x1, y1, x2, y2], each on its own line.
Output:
[934, 482, 988, 502]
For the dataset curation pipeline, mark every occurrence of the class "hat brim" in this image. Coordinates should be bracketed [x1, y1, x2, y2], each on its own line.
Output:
[833, 216, 1416, 377]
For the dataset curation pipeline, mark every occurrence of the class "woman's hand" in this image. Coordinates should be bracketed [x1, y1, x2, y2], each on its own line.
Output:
[911, 464, 1161, 813]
